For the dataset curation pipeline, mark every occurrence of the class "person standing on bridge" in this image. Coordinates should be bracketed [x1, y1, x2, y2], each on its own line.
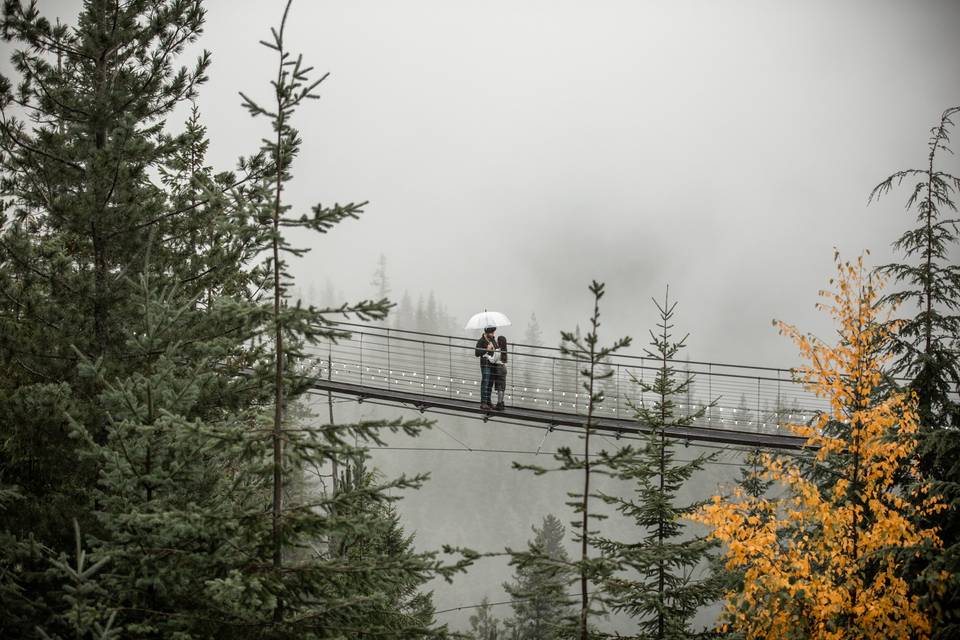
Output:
[476, 326, 498, 411]
[485, 335, 508, 411]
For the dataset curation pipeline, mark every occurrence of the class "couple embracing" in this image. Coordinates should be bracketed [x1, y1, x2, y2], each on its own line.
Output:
[475, 326, 507, 412]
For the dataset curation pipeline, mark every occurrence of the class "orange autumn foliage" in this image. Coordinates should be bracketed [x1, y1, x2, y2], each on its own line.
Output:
[693, 254, 943, 640]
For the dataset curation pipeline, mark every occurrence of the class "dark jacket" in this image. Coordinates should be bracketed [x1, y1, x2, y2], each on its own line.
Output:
[475, 335, 495, 368]
[475, 335, 508, 368]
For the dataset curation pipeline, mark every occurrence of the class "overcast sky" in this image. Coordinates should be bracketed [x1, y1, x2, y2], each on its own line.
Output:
[193, 0, 960, 368]
[29, 0, 960, 367]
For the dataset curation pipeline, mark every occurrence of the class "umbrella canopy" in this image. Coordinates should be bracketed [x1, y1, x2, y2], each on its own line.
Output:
[464, 311, 512, 331]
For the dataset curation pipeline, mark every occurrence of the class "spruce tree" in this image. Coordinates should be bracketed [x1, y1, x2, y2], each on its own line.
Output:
[371, 253, 391, 301]
[0, 0, 209, 528]
[503, 514, 575, 640]
[223, 2, 464, 635]
[395, 291, 414, 329]
[72, 268, 270, 638]
[332, 461, 438, 636]
[514, 281, 631, 640]
[521, 313, 544, 392]
[593, 289, 723, 639]
[524, 313, 544, 347]
[870, 106, 960, 636]
[0, 1, 464, 636]
[468, 598, 504, 640]
[0, 2, 267, 635]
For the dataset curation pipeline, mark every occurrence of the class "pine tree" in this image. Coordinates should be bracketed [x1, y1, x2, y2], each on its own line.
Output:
[870, 106, 960, 636]
[36, 520, 117, 640]
[332, 462, 438, 636]
[514, 281, 631, 640]
[372, 253, 391, 301]
[503, 514, 575, 640]
[70, 269, 266, 638]
[225, 2, 463, 634]
[694, 254, 943, 639]
[0, 0, 463, 636]
[426, 291, 439, 334]
[593, 288, 723, 639]
[469, 597, 504, 640]
[416, 295, 427, 331]
[520, 313, 544, 391]
[524, 313, 544, 347]
[0, 1, 266, 635]
[396, 291, 414, 329]
[321, 278, 338, 308]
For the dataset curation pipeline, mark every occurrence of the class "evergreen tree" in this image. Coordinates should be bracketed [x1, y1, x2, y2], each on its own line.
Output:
[503, 514, 575, 640]
[0, 0, 208, 528]
[395, 290, 414, 329]
[468, 597, 504, 640]
[593, 288, 723, 639]
[426, 291, 439, 334]
[0, 1, 267, 635]
[371, 253, 391, 301]
[514, 281, 631, 640]
[0, 0, 464, 636]
[333, 462, 438, 636]
[321, 278, 338, 308]
[225, 2, 463, 635]
[524, 313, 544, 347]
[74, 270, 265, 638]
[416, 294, 427, 331]
[520, 313, 545, 391]
[870, 106, 960, 636]
[734, 394, 752, 430]
[36, 520, 117, 640]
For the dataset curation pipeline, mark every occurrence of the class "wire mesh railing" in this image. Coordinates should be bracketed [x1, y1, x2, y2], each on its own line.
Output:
[308, 321, 829, 438]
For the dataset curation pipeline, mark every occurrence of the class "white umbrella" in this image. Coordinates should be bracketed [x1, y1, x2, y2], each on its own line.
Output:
[464, 311, 512, 330]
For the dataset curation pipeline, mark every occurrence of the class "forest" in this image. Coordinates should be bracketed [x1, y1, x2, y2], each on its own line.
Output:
[1, 1, 959, 639]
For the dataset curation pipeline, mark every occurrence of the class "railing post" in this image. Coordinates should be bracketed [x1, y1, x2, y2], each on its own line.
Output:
[386, 327, 391, 390]
[448, 336, 453, 399]
[756, 377, 761, 432]
[615, 363, 620, 416]
[422, 339, 427, 400]
[708, 362, 713, 427]
[359, 332, 363, 384]
[776, 371, 782, 433]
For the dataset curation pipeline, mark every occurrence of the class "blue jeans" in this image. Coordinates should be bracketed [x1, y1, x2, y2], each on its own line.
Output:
[480, 366, 494, 405]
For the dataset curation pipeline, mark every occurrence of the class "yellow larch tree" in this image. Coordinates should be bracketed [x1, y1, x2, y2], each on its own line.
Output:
[693, 253, 943, 640]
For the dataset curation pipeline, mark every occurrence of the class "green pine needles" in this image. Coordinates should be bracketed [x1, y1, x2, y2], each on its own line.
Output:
[502, 514, 576, 640]
[593, 288, 724, 640]
[0, 1, 464, 638]
[870, 105, 960, 639]
[513, 280, 632, 640]
[871, 106, 960, 430]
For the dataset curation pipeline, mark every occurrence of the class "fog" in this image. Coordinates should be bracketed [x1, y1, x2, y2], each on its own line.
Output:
[23, 0, 960, 632]
[190, 0, 959, 367]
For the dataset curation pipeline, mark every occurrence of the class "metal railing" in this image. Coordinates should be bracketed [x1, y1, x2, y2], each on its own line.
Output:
[309, 321, 829, 437]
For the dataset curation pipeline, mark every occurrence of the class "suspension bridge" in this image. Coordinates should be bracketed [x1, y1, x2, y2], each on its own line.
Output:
[311, 322, 825, 450]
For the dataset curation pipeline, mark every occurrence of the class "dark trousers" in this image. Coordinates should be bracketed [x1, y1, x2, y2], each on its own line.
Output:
[480, 366, 494, 404]
[493, 364, 506, 392]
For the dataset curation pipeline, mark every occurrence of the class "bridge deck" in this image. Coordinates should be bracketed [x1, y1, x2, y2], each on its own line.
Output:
[311, 377, 810, 450]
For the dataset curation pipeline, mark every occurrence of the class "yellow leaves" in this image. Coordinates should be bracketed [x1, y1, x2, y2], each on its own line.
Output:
[692, 252, 941, 640]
